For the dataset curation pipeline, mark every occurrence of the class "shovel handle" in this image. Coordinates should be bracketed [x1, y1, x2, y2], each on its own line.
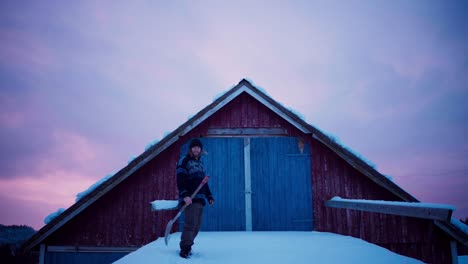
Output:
[165, 176, 210, 246]
[179, 176, 210, 214]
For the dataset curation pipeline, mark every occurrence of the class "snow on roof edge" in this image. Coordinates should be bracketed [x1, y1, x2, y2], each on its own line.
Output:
[44, 208, 65, 225]
[451, 218, 468, 236]
[75, 173, 116, 202]
[331, 196, 456, 210]
[313, 126, 378, 169]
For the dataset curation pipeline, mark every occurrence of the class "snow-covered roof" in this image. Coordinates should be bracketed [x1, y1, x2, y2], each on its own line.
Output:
[330, 197, 456, 210]
[451, 218, 468, 236]
[326, 197, 468, 245]
[326, 196, 455, 222]
[114, 231, 423, 264]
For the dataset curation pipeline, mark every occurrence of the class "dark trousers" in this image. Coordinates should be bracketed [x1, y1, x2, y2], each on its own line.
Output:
[180, 203, 204, 248]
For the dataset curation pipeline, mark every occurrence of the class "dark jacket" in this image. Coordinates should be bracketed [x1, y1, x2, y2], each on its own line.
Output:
[176, 154, 213, 206]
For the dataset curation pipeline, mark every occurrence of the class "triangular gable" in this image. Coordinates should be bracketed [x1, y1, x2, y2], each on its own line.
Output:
[23, 79, 468, 251]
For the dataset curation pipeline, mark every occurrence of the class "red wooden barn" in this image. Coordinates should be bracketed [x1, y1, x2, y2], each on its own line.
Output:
[23, 79, 468, 263]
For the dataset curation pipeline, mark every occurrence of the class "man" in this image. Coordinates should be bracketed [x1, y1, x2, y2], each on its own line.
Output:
[176, 138, 215, 258]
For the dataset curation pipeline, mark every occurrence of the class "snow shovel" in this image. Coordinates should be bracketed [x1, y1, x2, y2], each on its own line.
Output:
[164, 176, 210, 246]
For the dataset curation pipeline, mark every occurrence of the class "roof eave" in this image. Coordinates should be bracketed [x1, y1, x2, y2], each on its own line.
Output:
[434, 220, 468, 247]
[325, 198, 453, 221]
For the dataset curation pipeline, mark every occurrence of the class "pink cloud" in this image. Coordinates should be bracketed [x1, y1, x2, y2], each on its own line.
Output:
[0, 111, 26, 129]
[0, 129, 118, 229]
[0, 29, 59, 73]
[377, 149, 468, 216]
[48, 129, 99, 167]
[0, 94, 40, 129]
[178, 19, 335, 112]
[0, 193, 59, 229]
[37, 129, 119, 180]
[0, 172, 93, 207]
[342, 80, 444, 123]
[380, 149, 467, 179]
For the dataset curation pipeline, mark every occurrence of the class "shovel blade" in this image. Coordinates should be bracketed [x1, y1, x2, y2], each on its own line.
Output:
[164, 219, 174, 246]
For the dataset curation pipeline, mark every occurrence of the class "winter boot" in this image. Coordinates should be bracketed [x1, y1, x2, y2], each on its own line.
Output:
[179, 245, 192, 259]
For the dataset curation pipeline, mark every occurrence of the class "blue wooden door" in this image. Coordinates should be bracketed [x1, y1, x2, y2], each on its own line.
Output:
[250, 137, 313, 231]
[179, 137, 245, 231]
[179, 136, 312, 231]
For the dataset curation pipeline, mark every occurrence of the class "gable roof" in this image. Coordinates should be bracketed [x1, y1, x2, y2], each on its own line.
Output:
[22, 79, 468, 251]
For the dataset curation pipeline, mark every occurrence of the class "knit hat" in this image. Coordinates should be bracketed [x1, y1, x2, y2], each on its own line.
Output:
[189, 138, 203, 150]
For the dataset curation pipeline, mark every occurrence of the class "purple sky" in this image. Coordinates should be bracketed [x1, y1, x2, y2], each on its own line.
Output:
[1, 1, 467, 230]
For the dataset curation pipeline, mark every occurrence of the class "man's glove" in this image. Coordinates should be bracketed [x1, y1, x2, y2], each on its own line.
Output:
[184, 196, 192, 205]
[208, 197, 215, 205]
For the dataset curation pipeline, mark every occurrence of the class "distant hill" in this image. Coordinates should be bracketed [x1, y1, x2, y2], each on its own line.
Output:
[0, 225, 37, 264]
[0, 224, 36, 245]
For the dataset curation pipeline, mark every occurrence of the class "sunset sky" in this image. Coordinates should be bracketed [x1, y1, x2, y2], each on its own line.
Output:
[1, 1, 467, 230]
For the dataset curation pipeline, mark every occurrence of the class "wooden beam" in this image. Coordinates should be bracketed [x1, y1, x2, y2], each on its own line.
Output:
[207, 128, 287, 136]
[244, 137, 252, 231]
[39, 244, 45, 264]
[325, 199, 453, 221]
[450, 241, 458, 264]
[435, 221, 468, 247]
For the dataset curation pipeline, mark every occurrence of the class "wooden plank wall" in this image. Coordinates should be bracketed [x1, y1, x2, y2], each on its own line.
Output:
[311, 137, 453, 263]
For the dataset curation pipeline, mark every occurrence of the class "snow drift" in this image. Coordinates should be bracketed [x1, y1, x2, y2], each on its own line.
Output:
[114, 231, 423, 264]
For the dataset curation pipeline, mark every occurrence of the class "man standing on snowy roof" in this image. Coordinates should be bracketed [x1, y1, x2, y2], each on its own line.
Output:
[176, 138, 215, 258]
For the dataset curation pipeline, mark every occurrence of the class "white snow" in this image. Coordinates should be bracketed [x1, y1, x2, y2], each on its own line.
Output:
[44, 208, 65, 224]
[308, 123, 379, 170]
[151, 200, 179, 211]
[383, 174, 393, 181]
[212, 89, 231, 102]
[287, 107, 307, 121]
[329, 134, 377, 169]
[451, 218, 468, 235]
[331, 196, 456, 210]
[459, 255, 468, 264]
[128, 155, 137, 164]
[114, 231, 423, 264]
[243, 78, 270, 96]
[349, 149, 377, 169]
[145, 139, 160, 151]
[75, 173, 115, 202]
